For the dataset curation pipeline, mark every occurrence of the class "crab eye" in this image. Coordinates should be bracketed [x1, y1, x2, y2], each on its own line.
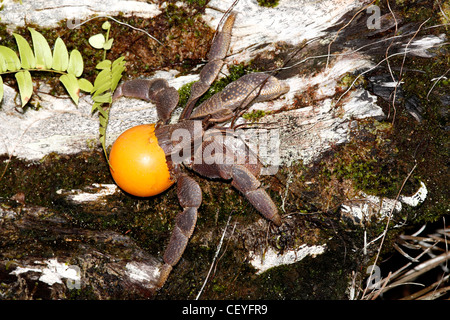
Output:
[109, 124, 174, 197]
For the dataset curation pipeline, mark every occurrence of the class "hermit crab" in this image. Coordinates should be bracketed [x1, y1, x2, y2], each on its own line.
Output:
[109, 11, 289, 288]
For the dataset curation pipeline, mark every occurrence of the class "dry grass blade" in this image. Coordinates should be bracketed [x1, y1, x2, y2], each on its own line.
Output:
[393, 242, 420, 262]
[391, 251, 450, 287]
[418, 285, 450, 300]
[368, 272, 392, 300]
[401, 274, 450, 300]
[362, 216, 450, 300]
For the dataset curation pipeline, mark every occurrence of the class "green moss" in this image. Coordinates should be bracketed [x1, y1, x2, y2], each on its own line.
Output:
[181, 0, 207, 7]
[439, 1, 450, 26]
[317, 119, 411, 198]
[177, 81, 194, 109]
[0, 147, 352, 300]
[0, 151, 189, 257]
[382, 58, 448, 224]
[339, 72, 367, 90]
[0, 151, 112, 208]
[375, 0, 445, 26]
[257, 0, 279, 8]
[164, 3, 197, 27]
[255, 246, 352, 299]
[242, 109, 267, 122]
[66, 285, 98, 300]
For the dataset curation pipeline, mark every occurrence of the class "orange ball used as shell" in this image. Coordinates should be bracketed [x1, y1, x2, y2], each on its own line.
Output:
[109, 124, 174, 197]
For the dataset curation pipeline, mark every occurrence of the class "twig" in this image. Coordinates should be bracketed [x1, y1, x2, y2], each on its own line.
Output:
[363, 231, 385, 256]
[280, 23, 448, 73]
[411, 274, 450, 300]
[437, 0, 449, 22]
[418, 285, 450, 300]
[390, 17, 430, 123]
[426, 68, 450, 100]
[280, 169, 293, 213]
[195, 214, 232, 300]
[326, 0, 377, 69]
[370, 271, 393, 300]
[384, 0, 399, 120]
[361, 160, 418, 298]
[71, 15, 163, 45]
[335, 42, 450, 105]
[384, 0, 399, 84]
[363, 216, 450, 299]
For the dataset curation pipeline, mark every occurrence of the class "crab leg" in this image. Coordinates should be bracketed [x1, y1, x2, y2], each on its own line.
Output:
[230, 165, 282, 226]
[189, 73, 290, 120]
[112, 78, 179, 123]
[180, 12, 237, 119]
[191, 136, 282, 227]
[157, 174, 202, 288]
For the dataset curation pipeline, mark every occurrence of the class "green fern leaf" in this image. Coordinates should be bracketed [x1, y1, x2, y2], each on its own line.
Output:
[78, 78, 93, 92]
[98, 107, 110, 122]
[93, 101, 110, 157]
[103, 38, 114, 50]
[0, 46, 21, 71]
[52, 38, 69, 71]
[92, 80, 112, 98]
[92, 69, 111, 93]
[0, 76, 3, 103]
[89, 51, 126, 159]
[60, 73, 80, 105]
[95, 60, 111, 70]
[92, 92, 112, 104]
[91, 101, 100, 113]
[28, 28, 53, 69]
[111, 57, 126, 91]
[102, 21, 111, 31]
[0, 54, 7, 73]
[15, 70, 33, 107]
[13, 33, 36, 69]
[67, 49, 83, 77]
[88, 34, 105, 50]
[112, 56, 125, 69]
[98, 108, 110, 135]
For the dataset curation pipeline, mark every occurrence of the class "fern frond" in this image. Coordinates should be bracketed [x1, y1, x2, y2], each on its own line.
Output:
[90, 56, 126, 158]
[0, 29, 92, 106]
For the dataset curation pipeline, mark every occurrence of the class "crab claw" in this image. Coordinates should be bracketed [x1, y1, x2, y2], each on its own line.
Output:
[113, 78, 179, 123]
